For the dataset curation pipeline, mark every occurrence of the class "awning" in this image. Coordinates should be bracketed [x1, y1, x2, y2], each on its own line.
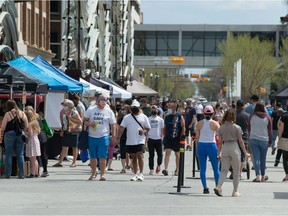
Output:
[127, 79, 158, 97]
[32, 55, 89, 92]
[269, 86, 288, 100]
[8, 56, 82, 92]
[0, 62, 48, 93]
[79, 78, 110, 97]
[90, 77, 132, 99]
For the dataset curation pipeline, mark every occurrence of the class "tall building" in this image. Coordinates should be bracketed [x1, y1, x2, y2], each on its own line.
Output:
[15, 0, 54, 61]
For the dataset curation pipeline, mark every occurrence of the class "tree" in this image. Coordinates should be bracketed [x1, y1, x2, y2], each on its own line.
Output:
[218, 34, 278, 101]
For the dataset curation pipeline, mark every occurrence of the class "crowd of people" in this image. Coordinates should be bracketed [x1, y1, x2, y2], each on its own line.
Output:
[0, 93, 288, 198]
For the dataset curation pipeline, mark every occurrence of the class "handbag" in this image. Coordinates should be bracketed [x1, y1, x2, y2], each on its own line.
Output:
[277, 137, 288, 152]
[42, 119, 54, 139]
[80, 149, 90, 163]
[78, 126, 89, 150]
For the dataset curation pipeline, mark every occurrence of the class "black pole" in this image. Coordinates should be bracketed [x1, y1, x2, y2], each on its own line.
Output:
[177, 139, 185, 192]
[192, 139, 196, 177]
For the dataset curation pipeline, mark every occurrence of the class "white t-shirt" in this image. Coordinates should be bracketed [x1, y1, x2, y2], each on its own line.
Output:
[196, 103, 204, 114]
[84, 105, 116, 138]
[148, 115, 164, 140]
[120, 113, 151, 146]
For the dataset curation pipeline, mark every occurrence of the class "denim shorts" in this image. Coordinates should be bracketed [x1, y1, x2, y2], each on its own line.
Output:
[88, 136, 110, 159]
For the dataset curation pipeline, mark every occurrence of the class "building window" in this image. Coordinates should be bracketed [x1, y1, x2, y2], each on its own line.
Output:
[50, 1, 60, 13]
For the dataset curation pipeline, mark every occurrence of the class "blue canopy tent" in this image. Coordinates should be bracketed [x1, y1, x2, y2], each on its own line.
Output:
[32, 55, 89, 92]
[8, 56, 82, 92]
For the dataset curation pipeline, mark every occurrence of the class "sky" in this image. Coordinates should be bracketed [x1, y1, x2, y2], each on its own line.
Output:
[141, 0, 287, 25]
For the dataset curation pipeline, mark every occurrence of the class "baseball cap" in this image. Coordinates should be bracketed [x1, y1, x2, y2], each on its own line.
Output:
[203, 105, 214, 114]
[236, 99, 245, 107]
[131, 99, 140, 107]
[94, 90, 102, 97]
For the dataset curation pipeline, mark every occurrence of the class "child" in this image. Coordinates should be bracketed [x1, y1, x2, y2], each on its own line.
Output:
[25, 110, 41, 178]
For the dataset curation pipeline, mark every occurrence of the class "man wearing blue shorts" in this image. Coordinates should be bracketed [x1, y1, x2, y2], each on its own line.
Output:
[83, 94, 117, 181]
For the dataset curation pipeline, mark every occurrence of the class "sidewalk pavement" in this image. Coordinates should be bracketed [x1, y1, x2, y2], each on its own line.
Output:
[0, 149, 287, 215]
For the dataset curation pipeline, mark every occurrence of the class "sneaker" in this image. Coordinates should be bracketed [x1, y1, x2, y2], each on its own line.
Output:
[203, 188, 210, 194]
[239, 175, 243, 180]
[131, 174, 139, 181]
[156, 166, 161, 174]
[162, 169, 168, 176]
[41, 172, 49, 178]
[274, 161, 280, 167]
[137, 173, 144, 181]
[125, 165, 131, 170]
[174, 170, 178, 176]
[149, 170, 154, 175]
[52, 163, 63, 167]
[272, 148, 276, 155]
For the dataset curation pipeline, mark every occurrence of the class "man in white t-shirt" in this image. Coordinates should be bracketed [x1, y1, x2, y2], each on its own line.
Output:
[117, 99, 151, 181]
[147, 105, 164, 175]
[83, 94, 117, 181]
[196, 102, 204, 122]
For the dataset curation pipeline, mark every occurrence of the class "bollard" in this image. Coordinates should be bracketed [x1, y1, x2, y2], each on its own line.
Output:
[177, 138, 186, 192]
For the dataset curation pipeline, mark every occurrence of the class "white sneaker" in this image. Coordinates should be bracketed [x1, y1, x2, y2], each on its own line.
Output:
[149, 170, 154, 175]
[137, 173, 144, 181]
[131, 174, 139, 181]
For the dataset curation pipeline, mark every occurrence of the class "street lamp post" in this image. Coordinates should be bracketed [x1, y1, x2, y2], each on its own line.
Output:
[150, 73, 153, 88]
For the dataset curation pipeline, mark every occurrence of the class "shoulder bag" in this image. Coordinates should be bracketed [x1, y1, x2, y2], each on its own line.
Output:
[78, 123, 89, 150]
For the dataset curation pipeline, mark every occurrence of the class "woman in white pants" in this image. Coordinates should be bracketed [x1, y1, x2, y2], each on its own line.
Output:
[214, 109, 250, 197]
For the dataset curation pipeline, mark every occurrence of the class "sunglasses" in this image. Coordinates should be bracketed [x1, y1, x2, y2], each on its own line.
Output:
[99, 99, 108, 102]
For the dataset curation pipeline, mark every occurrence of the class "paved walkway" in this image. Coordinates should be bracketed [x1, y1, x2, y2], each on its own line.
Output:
[0, 150, 287, 215]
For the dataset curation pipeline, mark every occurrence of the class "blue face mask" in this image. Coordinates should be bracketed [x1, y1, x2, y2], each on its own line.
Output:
[167, 108, 172, 115]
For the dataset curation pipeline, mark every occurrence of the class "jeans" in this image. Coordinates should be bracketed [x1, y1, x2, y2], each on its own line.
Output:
[197, 142, 220, 188]
[249, 138, 268, 176]
[4, 130, 25, 178]
[272, 130, 278, 149]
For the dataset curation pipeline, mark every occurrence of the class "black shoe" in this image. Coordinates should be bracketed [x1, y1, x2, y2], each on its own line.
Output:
[274, 161, 279, 167]
[162, 170, 168, 176]
[229, 173, 233, 180]
[272, 148, 276, 155]
[17, 176, 24, 179]
[203, 188, 209, 194]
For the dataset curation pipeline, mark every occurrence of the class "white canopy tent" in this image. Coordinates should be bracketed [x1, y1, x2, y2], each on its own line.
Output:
[80, 78, 110, 97]
[90, 77, 132, 99]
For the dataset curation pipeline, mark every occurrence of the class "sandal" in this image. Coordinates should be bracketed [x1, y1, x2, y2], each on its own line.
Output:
[99, 177, 106, 181]
[120, 169, 126, 174]
[214, 188, 223, 197]
[107, 168, 113, 171]
[232, 192, 242, 197]
[69, 164, 76, 168]
[88, 175, 97, 181]
[252, 178, 261, 182]
[261, 175, 269, 182]
[52, 163, 63, 167]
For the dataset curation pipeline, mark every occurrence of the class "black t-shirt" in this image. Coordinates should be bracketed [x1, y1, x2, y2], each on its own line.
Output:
[271, 109, 285, 130]
[236, 109, 250, 141]
[184, 106, 196, 126]
[280, 113, 288, 138]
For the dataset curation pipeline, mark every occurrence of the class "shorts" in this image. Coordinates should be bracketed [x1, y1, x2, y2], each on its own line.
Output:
[88, 136, 110, 159]
[126, 144, 144, 154]
[62, 132, 79, 147]
[163, 137, 180, 152]
[185, 126, 195, 137]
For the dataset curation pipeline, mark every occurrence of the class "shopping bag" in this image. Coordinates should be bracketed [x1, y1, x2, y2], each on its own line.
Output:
[42, 119, 54, 139]
[78, 129, 89, 150]
[80, 149, 90, 163]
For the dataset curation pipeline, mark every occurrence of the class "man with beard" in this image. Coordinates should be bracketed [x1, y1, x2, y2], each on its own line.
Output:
[117, 99, 151, 181]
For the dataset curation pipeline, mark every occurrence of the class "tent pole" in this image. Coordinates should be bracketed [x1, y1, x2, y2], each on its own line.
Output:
[34, 94, 37, 110]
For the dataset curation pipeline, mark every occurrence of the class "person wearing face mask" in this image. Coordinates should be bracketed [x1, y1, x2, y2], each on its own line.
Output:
[195, 105, 220, 194]
[162, 100, 185, 176]
[117, 99, 151, 181]
[147, 105, 164, 175]
[83, 94, 117, 181]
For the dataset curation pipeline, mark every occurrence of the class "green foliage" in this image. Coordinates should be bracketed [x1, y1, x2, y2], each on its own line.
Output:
[218, 33, 278, 100]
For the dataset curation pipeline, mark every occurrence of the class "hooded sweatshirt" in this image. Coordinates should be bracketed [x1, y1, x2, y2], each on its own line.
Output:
[248, 112, 272, 145]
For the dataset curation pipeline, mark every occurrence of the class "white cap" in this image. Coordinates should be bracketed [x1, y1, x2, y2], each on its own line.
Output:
[131, 99, 140, 107]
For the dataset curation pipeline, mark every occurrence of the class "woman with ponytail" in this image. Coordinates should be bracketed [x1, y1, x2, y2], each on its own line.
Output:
[195, 105, 220, 194]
